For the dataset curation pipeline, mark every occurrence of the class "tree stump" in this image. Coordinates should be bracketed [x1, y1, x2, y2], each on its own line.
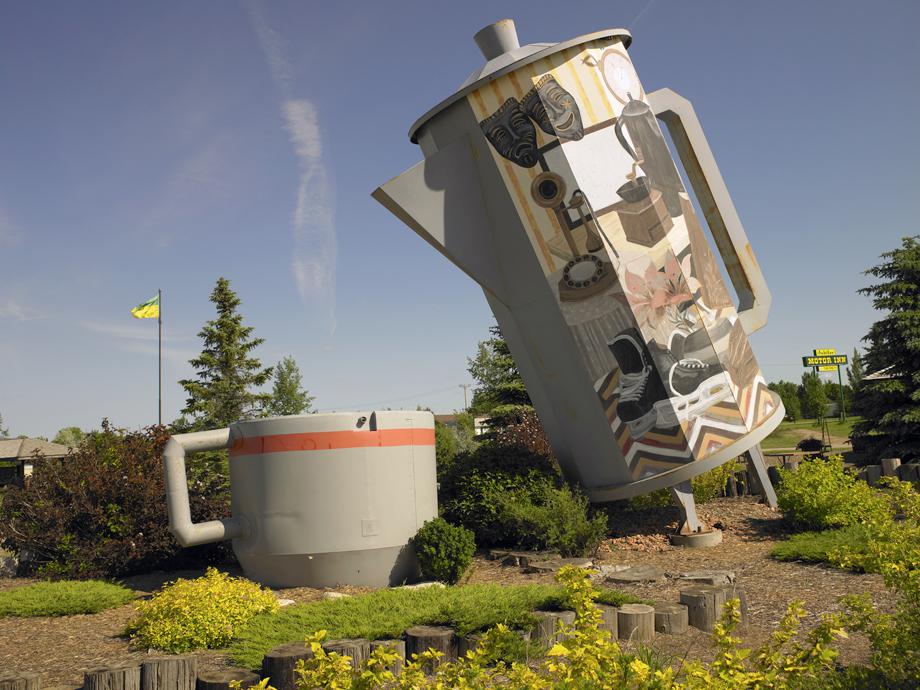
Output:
[654, 603, 689, 635]
[457, 633, 483, 657]
[370, 639, 406, 675]
[725, 475, 737, 498]
[596, 604, 618, 638]
[865, 465, 882, 486]
[0, 674, 40, 690]
[141, 657, 197, 690]
[617, 604, 655, 641]
[680, 585, 727, 632]
[322, 639, 371, 669]
[881, 457, 901, 476]
[716, 583, 749, 624]
[529, 610, 575, 646]
[405, 625, 457, 673]
[783, 460, 800, 472]
[84, 665, 141, 690]
[767, 465, 782, 488]
[196, 670, 260, 690]
[261, 641, 312, 690]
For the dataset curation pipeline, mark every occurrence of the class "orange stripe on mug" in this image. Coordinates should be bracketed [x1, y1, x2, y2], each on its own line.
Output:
[229, 428, 435, 456]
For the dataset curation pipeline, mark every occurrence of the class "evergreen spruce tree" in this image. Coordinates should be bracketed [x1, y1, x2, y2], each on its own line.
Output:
[178, 277, 273, 430]
[852, 236, 920, 459]
[266, 356, 314, 417]
[0, 413, 8, 437]
[846, 348, 864, 389]
[467, 324, 532, 429]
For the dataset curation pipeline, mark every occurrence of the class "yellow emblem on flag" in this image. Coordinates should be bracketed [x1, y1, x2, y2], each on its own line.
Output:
[131, 294, 160, 319]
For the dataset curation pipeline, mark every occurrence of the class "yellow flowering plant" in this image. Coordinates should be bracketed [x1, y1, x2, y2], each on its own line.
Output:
[126, 567, 279, 653]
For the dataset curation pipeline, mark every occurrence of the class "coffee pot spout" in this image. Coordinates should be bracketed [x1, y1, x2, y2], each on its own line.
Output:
[372, 138, 505, 301]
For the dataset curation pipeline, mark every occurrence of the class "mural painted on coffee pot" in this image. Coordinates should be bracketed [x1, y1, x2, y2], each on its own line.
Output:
[470, 43, 776, 480]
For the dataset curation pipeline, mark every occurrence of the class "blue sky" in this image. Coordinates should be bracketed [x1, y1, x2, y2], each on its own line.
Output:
[2, 1, 918, 438]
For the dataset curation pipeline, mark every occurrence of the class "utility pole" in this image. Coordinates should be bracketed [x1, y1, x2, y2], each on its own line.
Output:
[459, 384, 472, 409]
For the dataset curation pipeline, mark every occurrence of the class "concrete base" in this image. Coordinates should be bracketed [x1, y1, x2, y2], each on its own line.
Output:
[668, 529, 723, 548]
[234, 543, 420, 589]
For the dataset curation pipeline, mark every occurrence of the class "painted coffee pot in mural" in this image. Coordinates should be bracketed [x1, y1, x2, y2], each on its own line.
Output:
[374, 19, 782, 539]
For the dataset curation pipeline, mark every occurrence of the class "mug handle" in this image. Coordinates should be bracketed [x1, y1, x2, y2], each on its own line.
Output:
[647, 88, 771, 333]
[162, 428, 248, 547]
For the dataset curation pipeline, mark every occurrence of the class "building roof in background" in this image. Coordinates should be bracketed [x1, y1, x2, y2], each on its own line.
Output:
[0, 438, 71, 460]
[864, 366, 896, 381]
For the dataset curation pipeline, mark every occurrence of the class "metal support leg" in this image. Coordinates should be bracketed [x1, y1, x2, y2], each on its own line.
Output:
[745, 444, 778, 508]
[669, 480, 704, 534]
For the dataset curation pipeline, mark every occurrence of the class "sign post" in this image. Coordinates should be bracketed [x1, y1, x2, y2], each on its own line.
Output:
[801, 350, 848, 422]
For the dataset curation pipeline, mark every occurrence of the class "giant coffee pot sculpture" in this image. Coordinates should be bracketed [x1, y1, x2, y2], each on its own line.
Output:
[374, 20, 784, 542]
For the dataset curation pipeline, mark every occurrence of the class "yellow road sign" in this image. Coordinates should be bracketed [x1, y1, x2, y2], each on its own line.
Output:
[814, 348, 836, 356]
[817, 365, 838, 372]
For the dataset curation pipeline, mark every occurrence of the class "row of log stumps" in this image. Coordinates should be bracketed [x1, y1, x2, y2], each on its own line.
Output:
[0, 577, 746, 690]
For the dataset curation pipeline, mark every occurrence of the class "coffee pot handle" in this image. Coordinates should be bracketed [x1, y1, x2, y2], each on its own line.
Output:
[647, 88, 771, 333]
[162, 428, 248, 547]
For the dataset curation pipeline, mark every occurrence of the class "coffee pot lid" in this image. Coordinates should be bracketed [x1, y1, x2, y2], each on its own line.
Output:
[408, 19, 632, 143]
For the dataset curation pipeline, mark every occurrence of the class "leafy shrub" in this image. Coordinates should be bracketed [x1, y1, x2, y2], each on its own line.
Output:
[493, 483, 607, 557]
[777, 456, 890, 531]
[0, 580, 134, 617]
[770, 525, 871, 567]
[435, 422, 458, 471]
[410, 518, 475, 585]
[691, 458, 743, 504]
[625, 459, 744, 510]
[288, 566, 849, 690]
[439, 442, 563, 547]
[126, 567, 279, 653]
[494, 410, 555, 461]
[0, 420, 232, 578]
[796, 437, 824, 453]
[835, 478, 920, 684]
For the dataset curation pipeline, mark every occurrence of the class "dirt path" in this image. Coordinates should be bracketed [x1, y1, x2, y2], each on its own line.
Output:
[0, 498, 894, 685]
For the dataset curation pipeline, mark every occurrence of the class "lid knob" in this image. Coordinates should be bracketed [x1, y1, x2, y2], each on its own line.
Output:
[474, 19, 520, 61]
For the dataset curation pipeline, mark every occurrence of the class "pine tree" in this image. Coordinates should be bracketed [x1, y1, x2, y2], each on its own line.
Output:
[178, 277, 273, 430]
[0, 413, 8, 437]
[266, 356, 314, 417]
[467, 324, 532, 429]
[846, 348, 864, 389]
[852, 236, 920, 459]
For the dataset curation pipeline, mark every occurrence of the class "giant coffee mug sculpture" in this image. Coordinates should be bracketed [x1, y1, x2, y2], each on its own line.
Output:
[162, 411, 437, 587]
[373, 20, 783, 542]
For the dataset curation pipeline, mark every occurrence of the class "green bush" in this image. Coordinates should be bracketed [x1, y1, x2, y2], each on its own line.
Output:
[410, 518, 475, 585]
[493, 483, 607, 557]
[691, 458, 743, 503]
[0, 420, 231, 578]
[0, 580, 134, 617]
[439, 442, 563, 547]
[770, 525, 871, 567]
[125, 567, 279, 653]
[777, 456, 890, 531]
[435, 422, 458, 471]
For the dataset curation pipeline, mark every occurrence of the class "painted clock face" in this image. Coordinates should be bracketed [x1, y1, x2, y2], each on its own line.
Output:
[600, 49, 643, 105]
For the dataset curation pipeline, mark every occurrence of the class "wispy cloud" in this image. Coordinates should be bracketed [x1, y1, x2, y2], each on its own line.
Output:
[247, 1, 337, 332]
[0, 299, 44, 321]
[118, 339, 197, 366]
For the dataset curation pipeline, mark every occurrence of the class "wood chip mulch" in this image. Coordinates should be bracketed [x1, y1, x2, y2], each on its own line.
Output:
[0, 498, 897, 686]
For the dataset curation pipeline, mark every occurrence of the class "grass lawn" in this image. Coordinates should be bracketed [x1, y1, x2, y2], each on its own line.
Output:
[0, 580, 135, 617]
[770, 525, 870, 569]
[229, 582, 641, 669]
[761, 417, 861, 450]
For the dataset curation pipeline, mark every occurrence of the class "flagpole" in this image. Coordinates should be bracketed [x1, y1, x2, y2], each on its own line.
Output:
[158, 288, 162, 426]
